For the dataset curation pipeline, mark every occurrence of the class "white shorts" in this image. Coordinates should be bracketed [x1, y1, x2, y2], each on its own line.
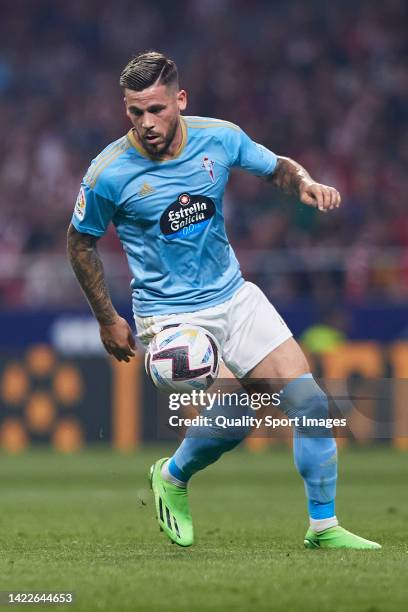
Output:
[134, 281, 292, 378]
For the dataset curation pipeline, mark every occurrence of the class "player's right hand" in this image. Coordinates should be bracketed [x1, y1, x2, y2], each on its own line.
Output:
[99, 315, 136, 362]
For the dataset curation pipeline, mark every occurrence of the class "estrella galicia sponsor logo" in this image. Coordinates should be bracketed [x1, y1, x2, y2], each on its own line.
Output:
[160, 193, 215, 240]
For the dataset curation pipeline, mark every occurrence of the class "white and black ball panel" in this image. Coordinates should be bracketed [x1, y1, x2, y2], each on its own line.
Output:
[145, 324, 220, 394]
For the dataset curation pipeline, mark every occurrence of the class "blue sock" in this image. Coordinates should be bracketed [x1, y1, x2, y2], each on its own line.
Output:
[281, 374, 338, 521]
[166, 403, 251, 484]
[308, 499, 335, 519]
[168, 437, 240, 483]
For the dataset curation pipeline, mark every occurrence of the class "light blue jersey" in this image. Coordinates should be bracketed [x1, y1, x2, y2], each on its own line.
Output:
[71, 116, 277, 316]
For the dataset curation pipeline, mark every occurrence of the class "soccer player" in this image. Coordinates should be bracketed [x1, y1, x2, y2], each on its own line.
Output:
[67, 52, 380, 550]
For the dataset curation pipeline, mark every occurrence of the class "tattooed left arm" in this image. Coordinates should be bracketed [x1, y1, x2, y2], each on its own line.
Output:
[267, 156, 341, 212]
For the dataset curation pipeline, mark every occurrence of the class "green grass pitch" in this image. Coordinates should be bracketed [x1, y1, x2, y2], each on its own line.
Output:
[0, 446, 407, 611]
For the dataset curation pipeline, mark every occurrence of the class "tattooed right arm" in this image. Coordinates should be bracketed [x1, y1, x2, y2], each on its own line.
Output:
[67, 224, 135, 362]
[66, 224, 118, 325]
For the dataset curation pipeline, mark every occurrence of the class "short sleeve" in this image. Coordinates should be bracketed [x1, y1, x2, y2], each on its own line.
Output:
[71, 182, 116, 237]
[230, 128, 277, 176]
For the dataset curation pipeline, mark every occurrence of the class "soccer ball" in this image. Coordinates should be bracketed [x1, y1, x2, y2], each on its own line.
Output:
[145, 324, 220, 393]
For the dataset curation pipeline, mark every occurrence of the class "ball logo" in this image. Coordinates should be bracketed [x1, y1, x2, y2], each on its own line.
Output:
[160, 193, 215, 240]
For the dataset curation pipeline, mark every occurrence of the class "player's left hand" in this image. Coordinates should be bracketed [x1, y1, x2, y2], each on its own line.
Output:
[299, 180, 341, 212]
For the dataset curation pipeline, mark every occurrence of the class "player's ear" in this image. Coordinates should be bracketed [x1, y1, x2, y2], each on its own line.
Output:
[124, 97, 131, 120]
[177, 89, 187, 112]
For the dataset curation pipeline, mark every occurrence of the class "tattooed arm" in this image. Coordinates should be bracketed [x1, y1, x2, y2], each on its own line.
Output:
[268, 156, 341, 212]
[67, 224, 135, 362]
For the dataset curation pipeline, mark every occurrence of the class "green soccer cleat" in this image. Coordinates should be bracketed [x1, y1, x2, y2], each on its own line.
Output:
[304, 525, 381, 550]
[149, 457, 194, 547]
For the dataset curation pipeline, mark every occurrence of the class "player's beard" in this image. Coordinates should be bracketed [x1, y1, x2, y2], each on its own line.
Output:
[141, 117, 179, 158]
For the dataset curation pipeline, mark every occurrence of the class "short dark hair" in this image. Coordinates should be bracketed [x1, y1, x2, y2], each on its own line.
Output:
[119, 51, 178, 91]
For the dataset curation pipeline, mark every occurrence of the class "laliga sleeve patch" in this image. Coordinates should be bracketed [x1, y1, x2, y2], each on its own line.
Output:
[74, 187, 86, 221]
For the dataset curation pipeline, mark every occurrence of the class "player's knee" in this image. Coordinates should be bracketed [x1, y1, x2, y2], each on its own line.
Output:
[280, 374, 329, 421]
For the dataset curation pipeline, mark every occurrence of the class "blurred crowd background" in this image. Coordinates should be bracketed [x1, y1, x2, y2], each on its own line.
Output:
[0, 1, 407, 454]
[0, 0, 407, 314]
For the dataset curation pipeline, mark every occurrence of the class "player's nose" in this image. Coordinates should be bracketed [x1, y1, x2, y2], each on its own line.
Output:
[142, 112, 155, 130]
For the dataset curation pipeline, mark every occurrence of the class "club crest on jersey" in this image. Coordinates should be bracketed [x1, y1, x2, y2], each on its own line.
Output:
[74, 187, 86, 221]
[160, 193, 215, 240]
[201, 156, 215, 183]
